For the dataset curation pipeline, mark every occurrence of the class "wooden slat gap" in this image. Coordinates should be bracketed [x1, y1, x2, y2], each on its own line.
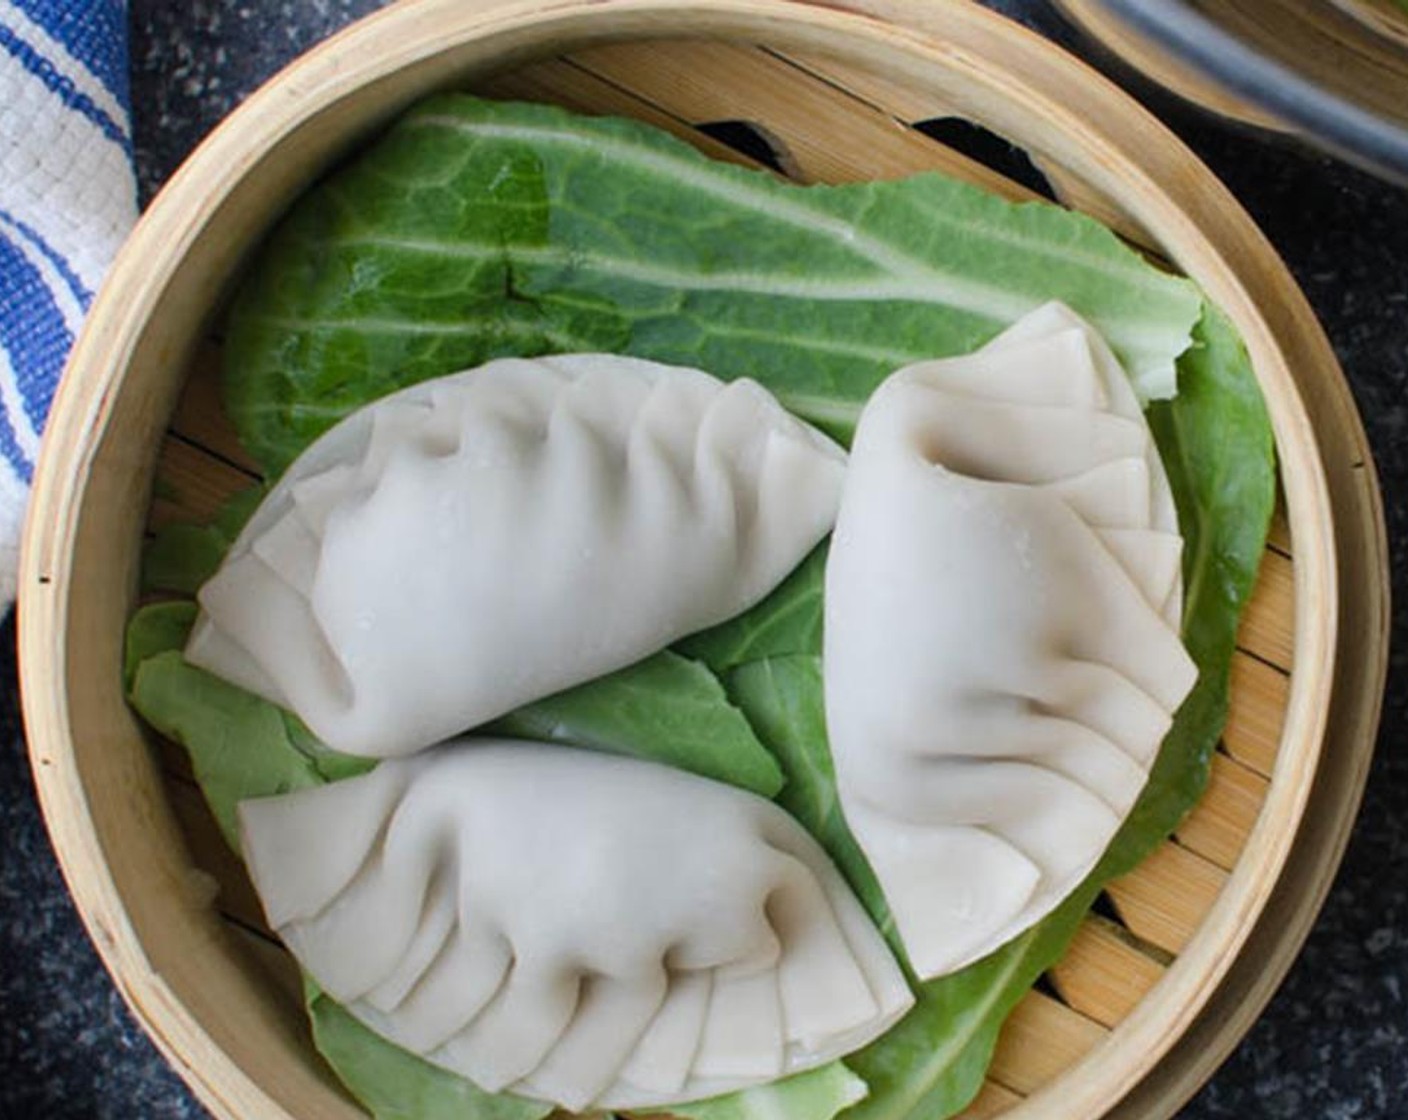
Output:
[986, 989, 1109, 1096]
[222, 907, 285, 950]
[1219, 747, 1274, 784]
[761, 49, 1176, 261]
[1232, 642, 1293, 678]
[166, 428, 263, 484]
[149, 435, 260, 530]
[1222, 650, 1289, 778]
[763, 45, 908, 121]
[1215, 737, 1267, 773]
[952, 1079, 1026, 1120]
[225, 920, 309, 1013]
[1169, 834, 1232, 873]
[555, 53, 776, 174]
[565, 41, 1057, 207]
[477, 58, 762, 173]
[160, 755, 201, 791]
[1266, 495, 1292, 555]
[1080, 911, 1176, 968]
[1237, 549, 1295, 671]
[1216, 740, 1269, 781]
[986, 1072, 1037, 1105]
[1106, 838, 1230, 956]
[1046, 914, 1169, 1028]
[761, 44, 1057, 208]
[581, 41, 1176, 273]
[1174, 750, 1271, 871]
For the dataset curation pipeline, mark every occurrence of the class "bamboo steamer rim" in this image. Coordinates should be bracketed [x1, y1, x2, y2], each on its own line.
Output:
[1053, 0, 1408, 180]
[1333, 0, 1408, 49]
[1051, 0, 1290, 131]
[16, 2, 1381, 1119]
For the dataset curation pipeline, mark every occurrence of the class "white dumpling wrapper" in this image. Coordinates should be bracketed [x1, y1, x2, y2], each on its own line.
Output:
[239, 742, 913, 1110]
[824, 302, 1198, 980]
[188, 354, 846, 757]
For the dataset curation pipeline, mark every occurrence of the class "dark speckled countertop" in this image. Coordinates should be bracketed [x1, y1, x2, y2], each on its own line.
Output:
[1, 1, 1404, 1117]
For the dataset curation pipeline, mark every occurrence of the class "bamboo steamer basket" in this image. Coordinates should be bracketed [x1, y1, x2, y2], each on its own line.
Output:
[17, 1, 1388, 1119]
[1049, 0, 1287, 131]
[1053, 0, 1408, 181]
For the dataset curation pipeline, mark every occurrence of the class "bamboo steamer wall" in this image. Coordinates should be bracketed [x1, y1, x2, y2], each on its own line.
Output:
[1054, 0, 1408, 136]
[17, 3, 1387, 1120]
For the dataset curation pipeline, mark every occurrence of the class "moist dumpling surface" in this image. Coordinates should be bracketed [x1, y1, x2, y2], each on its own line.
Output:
[824, 302, 1198, 979]
[240, 741, 913, 1109]
[188, 354, 846, 758]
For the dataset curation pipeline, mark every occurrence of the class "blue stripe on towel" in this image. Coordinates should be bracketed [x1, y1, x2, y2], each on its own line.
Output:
[0, 22, 131, 153]
[0, 209, 93, 309]
[0, 228, 73, 479]
[0, 373, 33, 485]
[6, 0, 129, 110]
[0, 387, 33, 485]
[0, 352, 34, 486]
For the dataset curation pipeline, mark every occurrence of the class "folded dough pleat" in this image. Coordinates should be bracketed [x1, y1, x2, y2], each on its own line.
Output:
[1028, 660, 1176, 769]
[515, 971, 670, 1110]
[249, 511, 320, 595]
[770, 871, 882, 1045]
[1045, 460, 1151, 529]
[1097, 529, 1186, 626]
[364, 922, 513, 1054]
[279, 835, 437, 1004]
[693, 968, 785, 1080]
[615, 971, 713, 1096]
[903, 394, 1148, 484]
[433, 966, 583, 1092]
[900, 327, 1106, 409]
[984, 301, 1181, 537]
[242, 756, 405, 927]
[361, 875, 457, 1013]
[837, 807, 1042, 978]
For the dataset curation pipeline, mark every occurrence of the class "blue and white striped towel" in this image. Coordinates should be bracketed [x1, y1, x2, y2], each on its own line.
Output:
[0, 0, 135, 602]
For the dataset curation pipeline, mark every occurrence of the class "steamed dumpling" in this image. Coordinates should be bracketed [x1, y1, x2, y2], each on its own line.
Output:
[823, 303, 1198, 980]
[240, 742, 914, 1109]
[187, 354, 846, 757]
